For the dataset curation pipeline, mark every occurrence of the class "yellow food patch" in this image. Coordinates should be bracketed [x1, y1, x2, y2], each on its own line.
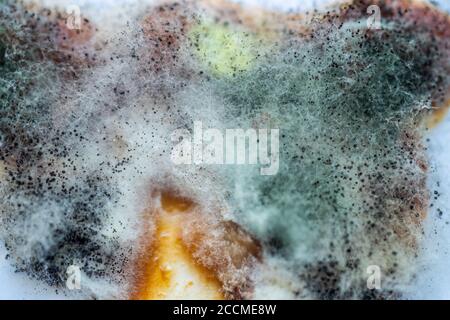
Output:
[133, 193, 224, 300]
[190, 21, 258, 76]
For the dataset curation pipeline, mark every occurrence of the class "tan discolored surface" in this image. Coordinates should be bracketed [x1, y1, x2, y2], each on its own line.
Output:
[131, 193, 224, 300]
[428, 99, 450, 129]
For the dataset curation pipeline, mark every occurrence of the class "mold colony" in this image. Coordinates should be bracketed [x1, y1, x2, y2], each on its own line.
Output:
[0, 0, 449, 299]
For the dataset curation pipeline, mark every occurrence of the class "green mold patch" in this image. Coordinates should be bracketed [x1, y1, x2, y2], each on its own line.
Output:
[0, 0, 449, 300]
[203, 15, 444, 298]
[189, 20, 260, 77]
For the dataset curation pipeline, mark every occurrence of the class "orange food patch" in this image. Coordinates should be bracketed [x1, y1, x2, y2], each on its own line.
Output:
[130, 193, 224, 300]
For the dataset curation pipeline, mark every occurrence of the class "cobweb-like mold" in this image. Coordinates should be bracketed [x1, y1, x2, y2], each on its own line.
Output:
[0, 0, 449, 299]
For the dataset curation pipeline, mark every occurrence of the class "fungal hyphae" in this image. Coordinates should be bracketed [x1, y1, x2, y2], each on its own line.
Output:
[0, 0, 449, 299]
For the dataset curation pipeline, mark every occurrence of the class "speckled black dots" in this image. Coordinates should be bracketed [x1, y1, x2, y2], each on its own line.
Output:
[0, 0, 449, 299]
[215, 1, 448, 299]
[0, 1, 130, 293]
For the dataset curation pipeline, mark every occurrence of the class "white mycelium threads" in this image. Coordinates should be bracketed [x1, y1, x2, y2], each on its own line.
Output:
[0, 0, 449, 299]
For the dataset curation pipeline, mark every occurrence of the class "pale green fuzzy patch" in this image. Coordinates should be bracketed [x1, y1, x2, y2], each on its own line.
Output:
[189, 19, 260, 76]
